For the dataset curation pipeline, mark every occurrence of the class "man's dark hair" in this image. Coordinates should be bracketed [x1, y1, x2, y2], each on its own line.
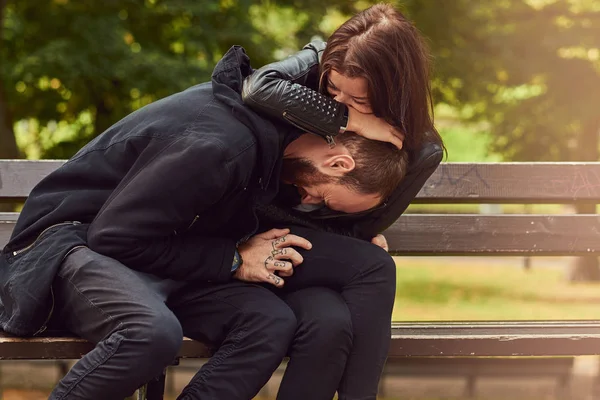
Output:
[338, 131, 408, 200]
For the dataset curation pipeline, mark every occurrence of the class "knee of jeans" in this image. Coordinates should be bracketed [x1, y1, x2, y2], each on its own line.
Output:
[247, 302, 297, 349]
[125, 309, 183, 364]
[363, 247, 397, 294]
[300, 307, 353, 349]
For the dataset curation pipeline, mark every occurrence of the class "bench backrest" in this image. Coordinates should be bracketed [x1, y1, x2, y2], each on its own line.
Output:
[2, 160, 600, 255]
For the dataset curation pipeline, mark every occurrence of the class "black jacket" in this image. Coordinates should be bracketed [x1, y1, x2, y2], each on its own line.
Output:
[0, 46, 286, 336]
[242, 40, 444, 240]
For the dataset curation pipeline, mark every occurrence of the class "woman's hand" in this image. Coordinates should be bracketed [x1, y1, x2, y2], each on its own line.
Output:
[371, 234, 389, 252]
[346, 107, 404, 150]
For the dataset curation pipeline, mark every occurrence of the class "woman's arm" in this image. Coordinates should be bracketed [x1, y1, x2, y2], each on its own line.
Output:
[242, 40, 348, 146]
[243, 41, 404, 149]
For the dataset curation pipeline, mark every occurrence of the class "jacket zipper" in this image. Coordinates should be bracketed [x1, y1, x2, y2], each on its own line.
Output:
[9, 221, 81, 336]
[33, 285, 55, 336]
[11, 221, 81, 257]
[187, 215, 199, 230]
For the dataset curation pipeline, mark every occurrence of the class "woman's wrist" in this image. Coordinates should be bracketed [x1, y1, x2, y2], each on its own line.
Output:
[342, 106, 360, 134]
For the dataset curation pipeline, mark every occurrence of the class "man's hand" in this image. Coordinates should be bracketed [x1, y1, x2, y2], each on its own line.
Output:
[235, 228, 312, 288]
[371, 234, 389, 252]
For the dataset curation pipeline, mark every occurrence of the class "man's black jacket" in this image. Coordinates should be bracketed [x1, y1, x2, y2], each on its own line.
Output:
[0, 46, 285, 336]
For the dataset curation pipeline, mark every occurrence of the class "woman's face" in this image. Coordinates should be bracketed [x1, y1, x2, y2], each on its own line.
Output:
[326, 69, 372, 114]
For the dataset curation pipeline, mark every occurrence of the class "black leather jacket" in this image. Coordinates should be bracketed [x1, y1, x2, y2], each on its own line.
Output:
[243, 40, 444, 241]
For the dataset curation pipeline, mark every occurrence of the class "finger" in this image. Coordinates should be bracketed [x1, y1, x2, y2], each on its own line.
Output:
[257, 228, 290, 240]
[269, 260, 294, 277]
[371, 234, 389, 251]
[389, 135, 403, 150]
[264, 272, 284, 288]
[272, 234, 312, 251]
[394, 129, 406, 141]
[272, 247, 304, 267]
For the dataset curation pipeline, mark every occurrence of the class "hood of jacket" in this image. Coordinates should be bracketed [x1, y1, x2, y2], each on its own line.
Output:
[212, 45, 283, 193]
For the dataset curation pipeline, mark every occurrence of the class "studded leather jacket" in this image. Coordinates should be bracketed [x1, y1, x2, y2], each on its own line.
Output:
[242, 40, 444, 241]
[243, 40, 345, 146]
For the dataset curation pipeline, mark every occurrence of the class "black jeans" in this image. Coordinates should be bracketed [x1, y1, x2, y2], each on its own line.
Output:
[48, 226, 395, 400]
[277, 226, 396, 400]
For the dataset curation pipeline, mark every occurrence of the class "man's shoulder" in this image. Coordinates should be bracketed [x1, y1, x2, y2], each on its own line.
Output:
[183, 117, 258, 166]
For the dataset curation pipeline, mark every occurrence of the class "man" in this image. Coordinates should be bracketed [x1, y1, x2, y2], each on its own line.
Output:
[0, 46, 406, 399]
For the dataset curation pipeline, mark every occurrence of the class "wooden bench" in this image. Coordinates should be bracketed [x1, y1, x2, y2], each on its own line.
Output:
[2, 160, 600, 399]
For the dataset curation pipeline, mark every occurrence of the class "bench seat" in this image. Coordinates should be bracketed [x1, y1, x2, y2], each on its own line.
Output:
[3, 320, 600, 361]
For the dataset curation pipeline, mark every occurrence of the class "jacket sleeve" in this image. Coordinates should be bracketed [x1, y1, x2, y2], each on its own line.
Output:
[87, 137, 236, 283]
[349, 141, 444, 241]
[242, 40, 347, 143]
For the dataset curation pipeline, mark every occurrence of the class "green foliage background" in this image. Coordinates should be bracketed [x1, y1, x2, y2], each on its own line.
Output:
[1, 0, 599, 162]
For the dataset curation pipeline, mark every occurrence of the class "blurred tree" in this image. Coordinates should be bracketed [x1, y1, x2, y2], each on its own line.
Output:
[0, 0, 19, 160]
[3, 0, 599, 277]
[0, 0, 351, 159]
[403, 0, 600, 280]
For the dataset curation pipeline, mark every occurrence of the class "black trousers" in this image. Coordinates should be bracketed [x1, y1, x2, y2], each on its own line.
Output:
[48, 226, 396, 400]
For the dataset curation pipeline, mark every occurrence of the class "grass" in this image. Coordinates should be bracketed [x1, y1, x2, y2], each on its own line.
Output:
[392, 257, 600, 321]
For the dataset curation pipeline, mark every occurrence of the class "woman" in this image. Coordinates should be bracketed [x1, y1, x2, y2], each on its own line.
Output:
[243, 3, 444, 243]
[242, 3, 445, 400]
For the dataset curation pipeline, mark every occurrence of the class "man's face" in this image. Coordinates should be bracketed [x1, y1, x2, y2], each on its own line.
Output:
[280, 158, 381, 214]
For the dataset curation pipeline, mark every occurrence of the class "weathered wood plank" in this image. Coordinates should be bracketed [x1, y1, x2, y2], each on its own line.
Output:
[0, 212, 18, 247]
[0, 160, 65, 199]
[417, 162, 600, 203]
[383, 214, 600, 255]
[4, 160, 600, 202]
[388, 321, 600, 357]
[4, 213, 600, 255]
[0, 333, 212, 360]
[2, 321, 600, 359]
[384, 357, 574, 376]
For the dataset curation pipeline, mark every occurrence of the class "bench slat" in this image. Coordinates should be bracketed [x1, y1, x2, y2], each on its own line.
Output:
[418, 162, 600, 203]
[384, 357, 574, 376]
[3, 321, 600, 359]
[0, 334, 211, 360]
[388, 321, 600, 357]
[4, 160, 600, 203]
[385, 214, 600, 255]
[4, 213, 600, 255]
[0, 160, 65, 200]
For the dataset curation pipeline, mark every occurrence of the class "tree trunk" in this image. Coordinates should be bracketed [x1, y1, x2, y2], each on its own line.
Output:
[0, 0, 20, 212]
[0, 81, 18, 160]
[93, 99, 114, 138]
[568, 117, 600, 282]
[0, 0, 19, 160]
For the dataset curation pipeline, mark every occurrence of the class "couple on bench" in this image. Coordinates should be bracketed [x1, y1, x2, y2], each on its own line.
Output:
[0, 4, 443, 399]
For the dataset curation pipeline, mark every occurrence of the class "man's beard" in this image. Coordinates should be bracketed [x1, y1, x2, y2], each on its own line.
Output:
[280, 157, 334, 188]
[277, 158, 334, 208]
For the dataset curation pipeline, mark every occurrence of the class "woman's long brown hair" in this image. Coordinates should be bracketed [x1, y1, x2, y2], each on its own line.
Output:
[320, 3, 444, 156]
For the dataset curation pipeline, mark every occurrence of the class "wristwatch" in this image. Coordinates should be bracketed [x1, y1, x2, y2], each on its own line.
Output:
[339, 106, 349, 134]
[231, 249, 243, 274]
